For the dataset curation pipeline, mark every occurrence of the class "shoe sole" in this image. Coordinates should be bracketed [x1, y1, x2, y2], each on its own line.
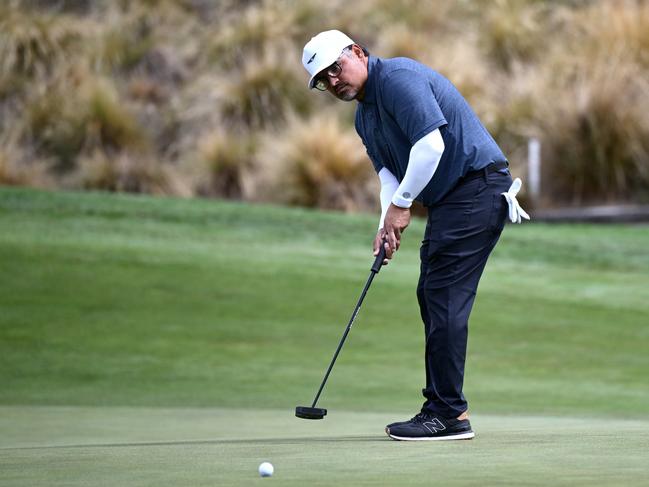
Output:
[386, 429, 475, 441]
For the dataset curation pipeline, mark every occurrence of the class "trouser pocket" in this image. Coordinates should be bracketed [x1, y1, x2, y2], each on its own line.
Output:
[488, 193, 508, 236]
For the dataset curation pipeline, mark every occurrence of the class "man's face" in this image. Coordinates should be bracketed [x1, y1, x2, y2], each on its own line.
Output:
[315, 45, 368, 102]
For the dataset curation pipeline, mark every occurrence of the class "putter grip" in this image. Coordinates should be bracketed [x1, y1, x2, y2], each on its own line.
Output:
[371, 241, 387, 274]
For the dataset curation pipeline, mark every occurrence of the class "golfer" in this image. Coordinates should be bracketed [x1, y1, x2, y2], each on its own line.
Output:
[302, 30, 529, 441]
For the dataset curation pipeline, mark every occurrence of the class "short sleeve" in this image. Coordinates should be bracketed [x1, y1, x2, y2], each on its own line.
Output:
[368, 153, 384, 174]
[355, 110, 384, 174]
[382, 69, 447, 145]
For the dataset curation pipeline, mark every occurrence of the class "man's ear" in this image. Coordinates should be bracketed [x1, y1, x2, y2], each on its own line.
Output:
[351, 44, 365, 59]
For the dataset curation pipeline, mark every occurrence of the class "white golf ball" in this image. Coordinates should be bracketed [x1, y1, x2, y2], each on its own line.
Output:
[258, 462, 274, 477]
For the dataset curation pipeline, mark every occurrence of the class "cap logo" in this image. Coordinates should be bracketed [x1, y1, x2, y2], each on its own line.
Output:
[307, 52, 317, 64]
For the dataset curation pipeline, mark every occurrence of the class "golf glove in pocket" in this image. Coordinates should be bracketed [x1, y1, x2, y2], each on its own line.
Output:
[502, 178, 530, 224]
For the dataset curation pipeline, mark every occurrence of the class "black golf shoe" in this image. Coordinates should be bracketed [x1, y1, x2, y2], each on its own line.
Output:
[385, 412, 475, 441]
[386, 412, 428, 430]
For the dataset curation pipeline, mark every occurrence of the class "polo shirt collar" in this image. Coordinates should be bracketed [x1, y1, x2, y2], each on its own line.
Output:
[360, 55, 378, 104]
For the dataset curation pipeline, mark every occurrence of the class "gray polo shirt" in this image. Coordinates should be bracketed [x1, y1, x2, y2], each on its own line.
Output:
[355, 55, 508, 206]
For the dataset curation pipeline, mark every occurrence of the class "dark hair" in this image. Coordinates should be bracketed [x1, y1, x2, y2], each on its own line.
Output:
[344, 44, 370, 57]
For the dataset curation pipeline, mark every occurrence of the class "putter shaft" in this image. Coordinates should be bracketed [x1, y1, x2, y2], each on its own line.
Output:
[309, 244, 387, 409]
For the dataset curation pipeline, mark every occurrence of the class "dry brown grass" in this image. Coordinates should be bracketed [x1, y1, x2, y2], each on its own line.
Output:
[520, 0, 649, 204]
[3, 0, 649, 208]
[218, 49, 310, 130]
[374, 23, 432, 61]
[0, 2, 85, 82]
[25, 68, 149, 171]
[208, 1, 297, 70]
[0, 131, 51, 187]
[534, 59, 649, 204]
[70, 150, 177, 195]
[568, 0, 649, 70]
[255, 112, 378, 212]
[195, 130, 256, 199]
[478, 0, 550, 71]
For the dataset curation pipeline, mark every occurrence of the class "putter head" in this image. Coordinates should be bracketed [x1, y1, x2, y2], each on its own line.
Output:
[295, 406, 327, 420]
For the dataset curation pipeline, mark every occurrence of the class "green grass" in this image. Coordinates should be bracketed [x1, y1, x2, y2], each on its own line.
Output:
[1, 187, 648, 486]
[2, 406, 648, 487]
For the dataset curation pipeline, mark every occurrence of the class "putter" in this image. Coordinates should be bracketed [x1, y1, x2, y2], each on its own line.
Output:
[296, 242, 387, 420]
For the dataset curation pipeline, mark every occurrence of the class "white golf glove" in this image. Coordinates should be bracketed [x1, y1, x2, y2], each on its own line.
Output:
[502, 178, 530, 224]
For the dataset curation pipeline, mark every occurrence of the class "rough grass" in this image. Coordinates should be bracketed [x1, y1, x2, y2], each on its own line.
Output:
[255, 112, 378, 211]
[2, 1, 649, 205]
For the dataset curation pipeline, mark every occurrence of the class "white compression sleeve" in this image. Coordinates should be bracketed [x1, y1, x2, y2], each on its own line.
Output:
[378, 167, 399, 230]
[391, 129, 445, 208]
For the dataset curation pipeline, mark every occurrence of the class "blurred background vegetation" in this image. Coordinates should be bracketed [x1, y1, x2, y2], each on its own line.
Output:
[1, 0, 648, 211]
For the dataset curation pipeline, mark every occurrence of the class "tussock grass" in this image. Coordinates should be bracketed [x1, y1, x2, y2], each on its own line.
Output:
[0, 2, 84, 82]
[93, 14, 155, 72]
[570, 0, 649, 70]
[26, 69, 148, 170]
[71, 150, 175, 194]
[0, 126, 52, 187]
[209, 1, 296, 70]
[219, 51, 310, 130]
[26, 81, 86, 170]
[2, 0, 649, 207]
[364, 0, 458, 32]
[127, 76, 168, 104]
[523, 1, 649, 204]
[478, 0, 549, 71]
[84, 76, 149, 152]
[535, 60, 649, 204]
[0, 141, 46, 187]
[374, 23, 432, 60]
[195, 130, 256, 199]
[256, 113, 378, 211]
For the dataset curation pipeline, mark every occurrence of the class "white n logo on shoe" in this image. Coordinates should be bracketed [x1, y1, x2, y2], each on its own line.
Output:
[422, 418, 446, 434]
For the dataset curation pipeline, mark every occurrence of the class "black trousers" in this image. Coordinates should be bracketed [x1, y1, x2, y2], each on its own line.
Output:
[417, 165, 512, 418]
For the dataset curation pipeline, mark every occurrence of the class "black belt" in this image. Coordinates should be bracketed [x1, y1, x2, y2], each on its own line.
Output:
[462, 161, 509, 181]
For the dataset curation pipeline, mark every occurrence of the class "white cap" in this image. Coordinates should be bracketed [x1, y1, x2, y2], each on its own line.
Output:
[302, 30, 355, 89]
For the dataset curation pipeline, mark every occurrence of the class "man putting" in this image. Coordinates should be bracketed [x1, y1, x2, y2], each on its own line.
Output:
[302, 30, 529, 441]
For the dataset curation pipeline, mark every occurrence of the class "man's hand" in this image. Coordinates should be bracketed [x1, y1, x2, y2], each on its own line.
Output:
[375, 203, 411, 261]
[373, 229, 389, 265]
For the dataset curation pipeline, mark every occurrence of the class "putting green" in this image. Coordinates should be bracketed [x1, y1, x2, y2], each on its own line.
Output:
[1, 406, 648, 486]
